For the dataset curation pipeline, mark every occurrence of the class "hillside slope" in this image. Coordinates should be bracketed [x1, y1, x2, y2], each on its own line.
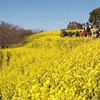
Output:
[0, 30, 100, 100]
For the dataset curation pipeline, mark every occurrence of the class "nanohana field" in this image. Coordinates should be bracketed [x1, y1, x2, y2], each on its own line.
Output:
[0, 30, 100, 100]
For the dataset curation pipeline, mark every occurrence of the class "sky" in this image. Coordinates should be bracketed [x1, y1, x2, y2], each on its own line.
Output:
[0, 0, 100, 31]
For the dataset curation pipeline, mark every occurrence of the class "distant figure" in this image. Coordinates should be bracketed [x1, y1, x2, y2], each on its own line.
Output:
[91, 28, 94, 36]
[86, 25, 91, 37]
[79, 31, 83, 37]
[99, 28, 100, 37]
[61, 30, 67, 37]
[68, 32, 73, 37]
[93, 30, 99, 39]
[93, 33, 97, 39]
[96, 30, 99, 38]
[83, 29, 87, 37]
[75, 31, 80, 37]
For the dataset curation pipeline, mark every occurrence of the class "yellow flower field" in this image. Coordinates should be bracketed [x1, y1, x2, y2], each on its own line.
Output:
[0, 30, 100, 100]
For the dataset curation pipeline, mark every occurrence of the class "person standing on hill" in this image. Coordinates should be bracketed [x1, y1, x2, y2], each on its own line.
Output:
[75, 31, 80, 37]
[83, 29, 87, 37]
[96, 30, 99, 38]
[99, 28, 100, 37]
[91, 28, 94, 36]
[86, 25, 91, 37]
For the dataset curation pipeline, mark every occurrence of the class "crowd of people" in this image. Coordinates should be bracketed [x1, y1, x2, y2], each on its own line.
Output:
[61, 22, 100, 39]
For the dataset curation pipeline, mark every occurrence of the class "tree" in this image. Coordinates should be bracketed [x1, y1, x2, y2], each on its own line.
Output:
[0, 21, 45, 48]
[88, 7, 100, 26]
[0, 21, 33, 48]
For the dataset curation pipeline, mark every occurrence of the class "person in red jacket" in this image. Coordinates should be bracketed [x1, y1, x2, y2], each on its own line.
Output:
[83, 29, 87, 37]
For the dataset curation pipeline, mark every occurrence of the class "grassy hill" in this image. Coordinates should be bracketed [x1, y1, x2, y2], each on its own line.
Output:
[0, 30, 100, 100]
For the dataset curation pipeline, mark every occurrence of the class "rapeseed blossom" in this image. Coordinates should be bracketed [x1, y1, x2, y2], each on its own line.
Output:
[0, 30, 100, 100]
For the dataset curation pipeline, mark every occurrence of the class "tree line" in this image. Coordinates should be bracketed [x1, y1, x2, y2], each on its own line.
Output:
[0, 21, 44, 49]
